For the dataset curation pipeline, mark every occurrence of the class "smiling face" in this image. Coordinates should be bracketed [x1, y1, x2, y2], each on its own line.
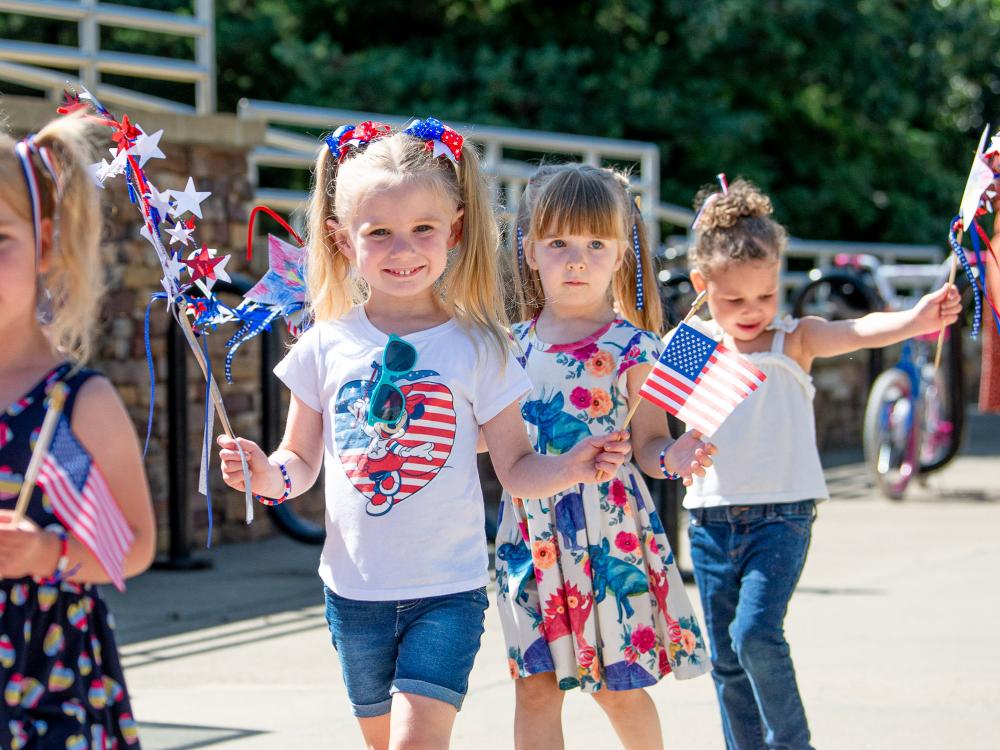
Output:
[330, 179, 463, 308]
[692, 259, 781, 342]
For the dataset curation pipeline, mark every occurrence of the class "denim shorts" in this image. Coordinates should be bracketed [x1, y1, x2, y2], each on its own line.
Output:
[323, 586, 489, 717]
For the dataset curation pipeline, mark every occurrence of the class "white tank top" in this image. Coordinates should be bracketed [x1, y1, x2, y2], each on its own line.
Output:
[682, 316, 829, 509]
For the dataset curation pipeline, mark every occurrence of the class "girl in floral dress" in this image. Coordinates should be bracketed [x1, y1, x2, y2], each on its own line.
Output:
[495, 164, 713, 749]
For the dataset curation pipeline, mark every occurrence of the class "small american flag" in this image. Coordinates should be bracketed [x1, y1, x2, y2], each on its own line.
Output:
[36, 415, 134, 591]
[639, 322, 767, 437]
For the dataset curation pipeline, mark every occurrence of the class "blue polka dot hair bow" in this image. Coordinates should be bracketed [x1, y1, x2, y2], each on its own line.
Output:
[325, 121, 392, 162]
[403, 117, 464, 163]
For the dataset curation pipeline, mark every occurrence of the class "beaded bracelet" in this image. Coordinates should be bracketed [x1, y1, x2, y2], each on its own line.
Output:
[659, 444, 681, 481]
[254, 462, 291, 506]
[37, 525, 69, 585]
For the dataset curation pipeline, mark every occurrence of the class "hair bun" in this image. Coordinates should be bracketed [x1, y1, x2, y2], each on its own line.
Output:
[694, 179, 773, 232]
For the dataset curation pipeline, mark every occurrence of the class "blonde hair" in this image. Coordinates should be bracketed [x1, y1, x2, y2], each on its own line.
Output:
[512, 163, 662, 334]
[305, 126, 509, 354]
[0, 112, 103, 362]
[690, 178, 787, 277]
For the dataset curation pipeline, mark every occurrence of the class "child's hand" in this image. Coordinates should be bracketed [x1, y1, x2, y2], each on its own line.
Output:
[568, 430, 632, 484]
[217, 435, 281, 497]
[0, 511, 55, 579]
[664, 430, 717, 487]
[912, 283, 962, 335]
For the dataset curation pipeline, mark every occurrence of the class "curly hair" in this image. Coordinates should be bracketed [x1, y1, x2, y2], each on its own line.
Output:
[689, 178, 787, 277]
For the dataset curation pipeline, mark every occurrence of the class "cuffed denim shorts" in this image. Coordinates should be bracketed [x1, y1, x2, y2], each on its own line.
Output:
[323, 586, 489, 717]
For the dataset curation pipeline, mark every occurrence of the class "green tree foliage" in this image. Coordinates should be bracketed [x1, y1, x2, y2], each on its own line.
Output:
[3, 1, 998, 242]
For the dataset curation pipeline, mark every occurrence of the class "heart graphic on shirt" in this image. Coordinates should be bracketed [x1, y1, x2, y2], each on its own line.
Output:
[334, 377, 456, 516]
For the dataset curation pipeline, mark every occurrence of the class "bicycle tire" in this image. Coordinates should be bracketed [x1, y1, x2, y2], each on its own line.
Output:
[266, 502, 326, 545]
[863, 367, 921, 500]
[792, 273, 882, 320]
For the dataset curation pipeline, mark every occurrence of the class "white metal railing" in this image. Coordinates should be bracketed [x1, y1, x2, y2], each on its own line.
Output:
[236, 99, 700, 244]
[662, 233, 942, 303]
[0, 0, 215, 114]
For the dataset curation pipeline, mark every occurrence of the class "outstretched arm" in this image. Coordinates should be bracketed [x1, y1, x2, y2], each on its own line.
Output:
[798, 283, 962, 361]
[482, 401, 630, 497]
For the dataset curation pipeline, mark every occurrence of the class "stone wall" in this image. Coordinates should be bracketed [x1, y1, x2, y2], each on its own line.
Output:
[4, 96, 325, 551]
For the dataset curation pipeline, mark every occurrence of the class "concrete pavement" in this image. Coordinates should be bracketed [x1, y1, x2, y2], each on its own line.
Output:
[104, 413, 1000, 749]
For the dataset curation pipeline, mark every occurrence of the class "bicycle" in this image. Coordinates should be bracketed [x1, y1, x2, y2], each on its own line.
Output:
[792, 253, 972, 500]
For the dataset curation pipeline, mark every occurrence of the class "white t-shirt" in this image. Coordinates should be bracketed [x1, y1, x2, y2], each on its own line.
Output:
[274, 305, 531, 600]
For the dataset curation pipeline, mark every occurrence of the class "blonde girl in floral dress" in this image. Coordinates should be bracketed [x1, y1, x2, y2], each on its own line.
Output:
[495, 164, 714, 750]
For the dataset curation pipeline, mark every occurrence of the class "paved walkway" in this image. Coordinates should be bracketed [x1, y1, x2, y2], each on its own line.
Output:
[104, 413, 1000, 749]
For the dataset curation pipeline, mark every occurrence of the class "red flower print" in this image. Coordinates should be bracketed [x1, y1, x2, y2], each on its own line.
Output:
[624, 645, 638, 665]
[615, 531, 639, 553]
[666, 616, 682, 644]
[631, 625, 656, 654]
[578, 645, 596, 668]
[570, 387, 592, 410]
[571, 342, 599, 361]
[609, 480, 627, 507]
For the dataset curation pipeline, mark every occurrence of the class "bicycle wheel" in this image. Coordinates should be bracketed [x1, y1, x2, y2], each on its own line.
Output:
[863, 367, 921, 500]
[792, 274, 880, 321]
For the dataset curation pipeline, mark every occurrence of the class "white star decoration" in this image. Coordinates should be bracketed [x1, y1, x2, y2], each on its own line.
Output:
[146, 185, 172, 218]
[131, 128, 165, 167]
[169, 177, 211, 219]
[165, 221, 194, 246]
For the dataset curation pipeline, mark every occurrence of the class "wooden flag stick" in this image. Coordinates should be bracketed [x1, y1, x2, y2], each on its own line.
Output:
[934, 230, 961, 371]
[619, 290, 709, 430]
[12, 382, 70, 523]
[596, 290, 709, 481]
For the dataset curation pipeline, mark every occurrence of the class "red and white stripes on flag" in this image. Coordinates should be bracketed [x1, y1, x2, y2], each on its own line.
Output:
[639, 322, 767, 437]
[36, 415, 134, 591]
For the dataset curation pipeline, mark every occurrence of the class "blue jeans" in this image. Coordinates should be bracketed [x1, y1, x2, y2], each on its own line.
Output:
[688, 501, 816, 750]
[323, 586, 488, 717]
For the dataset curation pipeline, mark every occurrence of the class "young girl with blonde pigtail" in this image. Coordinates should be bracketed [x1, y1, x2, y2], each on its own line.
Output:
[683, 178, 961, 750]
[495, 163, 715, 750]
[0, 114, 156, 747]
[217, 122, 631, 750]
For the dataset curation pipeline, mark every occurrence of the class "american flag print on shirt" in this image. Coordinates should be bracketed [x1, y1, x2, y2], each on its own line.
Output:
[35, 415, 134, 591]
[335, 378, 457, 515]
[638, 322, 767, 437]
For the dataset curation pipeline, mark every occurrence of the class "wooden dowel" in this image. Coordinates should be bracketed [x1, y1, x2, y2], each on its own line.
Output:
[12, 383, 69, 523]
[934, 230, 962, 371]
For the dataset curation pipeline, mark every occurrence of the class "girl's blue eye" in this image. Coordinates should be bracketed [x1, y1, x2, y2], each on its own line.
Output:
[550, 239, 565, 248]
[370, 228, 389, 237]
[588, 240, 604, 250]
[415, 224, 433, 233]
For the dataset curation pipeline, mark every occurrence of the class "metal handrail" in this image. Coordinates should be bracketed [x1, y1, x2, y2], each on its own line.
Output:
[0, 0, 215, 114]
[237, 98, 670, 241]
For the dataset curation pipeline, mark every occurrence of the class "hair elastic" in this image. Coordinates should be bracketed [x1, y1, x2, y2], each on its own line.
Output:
[516, 225, 525, 276]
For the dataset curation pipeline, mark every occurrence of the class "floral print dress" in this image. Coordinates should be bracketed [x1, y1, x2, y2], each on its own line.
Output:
[495, 318, 710, 692]
[0, 364, 141, 749]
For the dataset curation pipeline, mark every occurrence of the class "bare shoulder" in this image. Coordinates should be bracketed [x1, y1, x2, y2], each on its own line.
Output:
[784, 316, 827, 370]
[70, 375, 140, 452]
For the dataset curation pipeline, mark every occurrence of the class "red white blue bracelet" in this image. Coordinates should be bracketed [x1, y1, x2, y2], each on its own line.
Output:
[254, 462, 291, 506]
[37, 525, 69, 585]
[659, 444, 681, 481]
